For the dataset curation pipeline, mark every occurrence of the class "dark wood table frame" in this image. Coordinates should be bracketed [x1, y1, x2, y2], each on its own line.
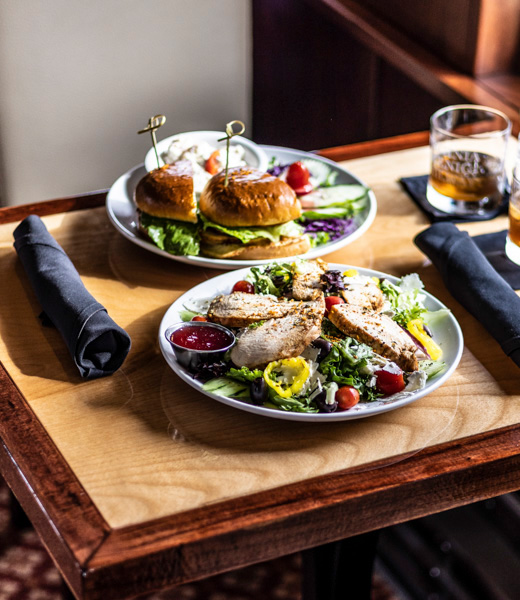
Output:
[1, 132, 520, 599]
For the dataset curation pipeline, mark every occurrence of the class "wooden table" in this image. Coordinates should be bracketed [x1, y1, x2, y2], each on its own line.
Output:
[1, 133, 519, 600]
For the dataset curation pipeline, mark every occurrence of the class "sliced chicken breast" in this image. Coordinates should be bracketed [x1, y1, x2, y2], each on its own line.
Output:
[328, 303, 418, 371]
[291, 259, 328, 300]
[207, 292, 301, 328]
[230, 295, 325, 368]
[341, 280, 384, 312]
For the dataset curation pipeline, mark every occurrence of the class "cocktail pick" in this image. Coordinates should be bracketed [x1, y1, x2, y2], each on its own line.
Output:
[138, 115, 166, 169]
[218, 120, 245, 186]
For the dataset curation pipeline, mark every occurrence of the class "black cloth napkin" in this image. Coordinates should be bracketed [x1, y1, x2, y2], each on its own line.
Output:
[473, 230, 520, 289]
[414, 222, 520, 367]
[13, 215, 131, 379]
[401, 175, 509, 223]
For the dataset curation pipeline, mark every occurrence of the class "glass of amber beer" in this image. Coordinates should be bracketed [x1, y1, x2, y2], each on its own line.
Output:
[427, 105, 511, 216]
[506, 165, 520, 265]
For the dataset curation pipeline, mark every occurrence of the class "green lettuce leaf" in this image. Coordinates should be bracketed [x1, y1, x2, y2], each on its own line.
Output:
[319, 338, 380, 401]
[139, 213, 200, 256]
[380, 277, 427, 326]
[227, 366, 264, 382]
[201, 213, 303, 243]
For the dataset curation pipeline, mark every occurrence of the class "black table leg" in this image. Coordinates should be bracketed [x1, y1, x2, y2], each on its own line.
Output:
[9, 490, 31, 530]
[301, 530, 380, 600]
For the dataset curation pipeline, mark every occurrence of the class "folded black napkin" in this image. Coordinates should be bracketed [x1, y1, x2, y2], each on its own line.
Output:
[13, 215, 131, 379]
[414, 222, 520, 367]
[401, 175, 509, 223]
[473, 230, 520, 289]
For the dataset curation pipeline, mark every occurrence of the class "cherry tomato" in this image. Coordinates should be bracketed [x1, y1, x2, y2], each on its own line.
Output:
[325, 295, 344, 316]
[374, 368, 405, 396]
[286, 161, 313, 195]
[191, 315, 207, 322]
[205, 150, 221, 175]
[335, 386, 360, 410]
[232, 280, 255, 294]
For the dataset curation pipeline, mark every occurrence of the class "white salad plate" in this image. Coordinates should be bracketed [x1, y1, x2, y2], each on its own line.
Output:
[106, 146, 377, 271]
[158, 263, 464, 422]
[143, 130, 269, 173]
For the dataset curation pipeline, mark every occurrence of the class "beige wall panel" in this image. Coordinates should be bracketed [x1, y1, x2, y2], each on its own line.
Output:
[0, 0, 252, 205]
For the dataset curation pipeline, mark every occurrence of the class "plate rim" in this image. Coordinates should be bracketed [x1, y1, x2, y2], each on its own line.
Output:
[106, 145, 377, 270]
[158, 263, 464, 423]
[144, 130, 270, 173]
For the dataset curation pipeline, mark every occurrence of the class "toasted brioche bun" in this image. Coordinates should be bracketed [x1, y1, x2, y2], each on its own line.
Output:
[134, 160, 197, 223]
[199, 166, 301, 227]
[200, 233, 311, 260]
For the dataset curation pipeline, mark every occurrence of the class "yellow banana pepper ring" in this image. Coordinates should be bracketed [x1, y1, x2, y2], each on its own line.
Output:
[343, 269, 358, 277]
[406, 319, 443, 360]
[263, 358, 310, 398]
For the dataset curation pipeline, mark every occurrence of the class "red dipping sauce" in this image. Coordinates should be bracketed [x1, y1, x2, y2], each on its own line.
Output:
[171, 325, 233, 351]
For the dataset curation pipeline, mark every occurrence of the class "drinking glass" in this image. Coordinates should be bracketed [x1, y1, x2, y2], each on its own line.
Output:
[506, 164, 520, 265]
[427, 105, 511, 216]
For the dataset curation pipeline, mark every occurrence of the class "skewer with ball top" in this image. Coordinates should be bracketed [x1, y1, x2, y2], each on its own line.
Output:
[138, 115, 166, 169]
[219, 120, 245, 187]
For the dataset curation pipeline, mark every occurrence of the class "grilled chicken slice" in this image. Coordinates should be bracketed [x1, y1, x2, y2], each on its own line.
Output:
[341, 280, 384, 312]
[230, 295, 325, 368]
[208, 292, 303, 328]
[291, 259, 328, 300]
[328, 304, 418, 371]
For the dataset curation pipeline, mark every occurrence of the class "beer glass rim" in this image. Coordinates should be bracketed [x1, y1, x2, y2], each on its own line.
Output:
[430, 104, 512, 139]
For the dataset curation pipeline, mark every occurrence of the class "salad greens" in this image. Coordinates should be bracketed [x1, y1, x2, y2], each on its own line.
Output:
[139, 213, 200, 256]
[379, 275, 428, 326]
[318, 338, 381, 402]
[187, 261, 451, 415]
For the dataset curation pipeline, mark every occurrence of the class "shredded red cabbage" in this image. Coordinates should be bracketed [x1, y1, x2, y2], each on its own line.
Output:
[302, 218, 356, 242]
[320, 270, 345, 293]
[267, 163, 291, 177]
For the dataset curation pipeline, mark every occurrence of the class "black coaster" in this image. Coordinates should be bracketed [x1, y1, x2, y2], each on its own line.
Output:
[473, 230, 520, 290]
[400, 174, 509, 223]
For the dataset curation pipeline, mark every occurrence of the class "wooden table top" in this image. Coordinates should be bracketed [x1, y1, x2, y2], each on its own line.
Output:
[1, 133, 519, 600]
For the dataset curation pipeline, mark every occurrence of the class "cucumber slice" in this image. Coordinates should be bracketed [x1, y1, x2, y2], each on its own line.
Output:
[302, 184, 368, 208]
[301, 158, 336, 186]
[202, 377, 250, 399]
[302, 207, 352, 219]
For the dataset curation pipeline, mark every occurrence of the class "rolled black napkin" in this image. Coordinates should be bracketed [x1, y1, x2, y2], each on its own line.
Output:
[13, 215, 131, 379]
[401, 175, 509, 223]
[414, 222, 520, 367]
[473, 230, 520, 290]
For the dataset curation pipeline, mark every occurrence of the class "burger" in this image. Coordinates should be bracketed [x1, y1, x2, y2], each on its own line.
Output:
[134, 160, 201, 255]
[134, 163, 311, 260]
[198, 166, 311, 259]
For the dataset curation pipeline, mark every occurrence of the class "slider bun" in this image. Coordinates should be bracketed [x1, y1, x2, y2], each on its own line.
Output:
[134, 160, 197, 223]
[201, 234, 311, 260]
[199, 166, 301, 227]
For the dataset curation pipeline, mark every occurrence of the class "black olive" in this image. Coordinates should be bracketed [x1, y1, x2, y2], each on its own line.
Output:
[311, 337, 333, 361]
[250, 377, 268, 405]
[314, 390, 337, 413]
